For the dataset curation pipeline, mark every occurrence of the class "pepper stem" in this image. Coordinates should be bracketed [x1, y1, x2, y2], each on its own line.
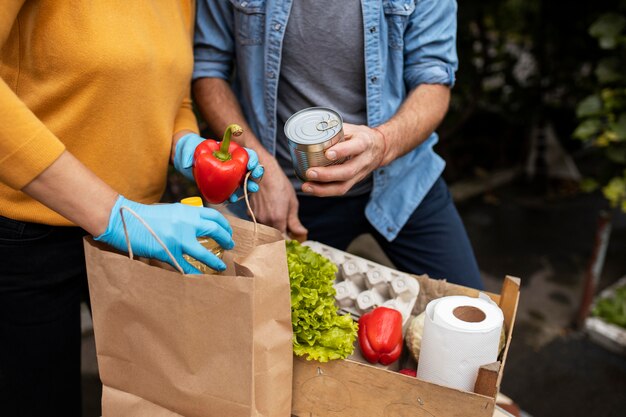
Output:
[213, 124, 243, 162]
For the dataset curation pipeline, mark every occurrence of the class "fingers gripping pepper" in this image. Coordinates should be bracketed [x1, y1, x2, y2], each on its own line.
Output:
[358, 306, 403, 366]
[193, 124, 249, 204]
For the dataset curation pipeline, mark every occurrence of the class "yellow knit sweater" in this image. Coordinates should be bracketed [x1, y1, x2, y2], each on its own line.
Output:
[0, 0, 199, 226]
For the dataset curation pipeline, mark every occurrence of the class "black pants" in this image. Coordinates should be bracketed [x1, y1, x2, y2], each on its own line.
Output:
[298, 177, 483, 289]
[0, 216, 88, 417]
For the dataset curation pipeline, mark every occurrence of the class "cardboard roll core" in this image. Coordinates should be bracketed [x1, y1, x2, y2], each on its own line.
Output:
[453, 305, 486, 323]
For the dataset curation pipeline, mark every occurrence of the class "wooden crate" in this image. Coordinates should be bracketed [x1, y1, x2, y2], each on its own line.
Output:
[291, 275, 520, 417]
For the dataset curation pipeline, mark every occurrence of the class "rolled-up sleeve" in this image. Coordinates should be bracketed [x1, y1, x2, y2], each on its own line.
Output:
[193, 0, 235, 81]
[0, 83, 65, 190]
[403, 0, 458, 90]
[0, 0, 66, 190]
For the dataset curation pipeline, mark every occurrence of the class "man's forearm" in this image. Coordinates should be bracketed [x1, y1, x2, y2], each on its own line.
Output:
[376, 84, 451, 166]
[192, 78, 275, 165]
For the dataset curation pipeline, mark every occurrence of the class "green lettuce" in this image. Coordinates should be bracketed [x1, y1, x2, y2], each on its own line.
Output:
[286, 240, 358, 362]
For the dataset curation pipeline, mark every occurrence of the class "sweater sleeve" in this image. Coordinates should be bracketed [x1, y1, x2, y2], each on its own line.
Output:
[173, 0, 199, 135]
[0, 0, 66, 190]
[173, 95, 200, 135]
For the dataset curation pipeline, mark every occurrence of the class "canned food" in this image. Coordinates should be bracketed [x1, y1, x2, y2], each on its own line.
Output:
[284, 107, 345, 181]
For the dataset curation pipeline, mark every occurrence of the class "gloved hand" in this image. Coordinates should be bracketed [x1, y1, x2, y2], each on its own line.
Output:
[95, 195, 235, 274]
[174, 132, 264, 203]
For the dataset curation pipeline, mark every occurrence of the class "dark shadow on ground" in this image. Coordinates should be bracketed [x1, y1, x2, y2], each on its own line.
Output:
[457, 178, 626, 416]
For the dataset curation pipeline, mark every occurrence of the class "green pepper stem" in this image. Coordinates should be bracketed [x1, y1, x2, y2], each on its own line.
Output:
[213, 124, 243, 162]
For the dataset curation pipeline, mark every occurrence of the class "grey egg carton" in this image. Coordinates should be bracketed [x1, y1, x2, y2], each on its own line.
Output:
[303, 241, 419, 325]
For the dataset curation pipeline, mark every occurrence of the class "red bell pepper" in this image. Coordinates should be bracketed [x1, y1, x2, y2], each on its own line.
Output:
[358, 306, 403, 366]
[192, 124, 249, 204]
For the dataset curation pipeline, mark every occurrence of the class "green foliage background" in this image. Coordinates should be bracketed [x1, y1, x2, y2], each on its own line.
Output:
[441, 0, 626, 211]
[573, 12, 626, 211]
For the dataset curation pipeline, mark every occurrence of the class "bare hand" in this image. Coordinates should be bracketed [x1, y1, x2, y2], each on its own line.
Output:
[250, 159, 308, 238]
[301, 123, 385, 197]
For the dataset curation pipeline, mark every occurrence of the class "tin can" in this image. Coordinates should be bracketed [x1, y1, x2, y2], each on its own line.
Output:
[284, 107, 345, 181]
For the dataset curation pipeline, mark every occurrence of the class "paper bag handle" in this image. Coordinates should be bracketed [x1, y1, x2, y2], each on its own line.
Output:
[240, 172, 307, 242]
[242, 171, 258, 235]
[116, 171, 258, 275]
[119, 206, 185, 274]
[233, 171, 258, 236]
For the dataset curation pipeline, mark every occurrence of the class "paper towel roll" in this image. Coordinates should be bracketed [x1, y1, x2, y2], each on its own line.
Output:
[416, 294, 504, 392]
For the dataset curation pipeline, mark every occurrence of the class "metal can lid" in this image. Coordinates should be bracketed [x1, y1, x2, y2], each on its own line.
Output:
[284, 107, 343, 145]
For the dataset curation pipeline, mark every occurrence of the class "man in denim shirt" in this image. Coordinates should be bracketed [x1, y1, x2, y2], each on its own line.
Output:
[193, 0, 482, 288]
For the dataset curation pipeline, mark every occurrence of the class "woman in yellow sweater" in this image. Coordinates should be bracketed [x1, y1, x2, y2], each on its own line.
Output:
[0, 2, 262, 415]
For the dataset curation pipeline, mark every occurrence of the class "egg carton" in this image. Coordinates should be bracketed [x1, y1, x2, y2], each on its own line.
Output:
[303, 241, 419, 326]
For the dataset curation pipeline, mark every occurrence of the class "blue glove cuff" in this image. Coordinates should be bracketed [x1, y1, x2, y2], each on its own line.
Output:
[93, 194, 234, 274]
[94, 195, 129, 248]
[174, 133, 205, 181]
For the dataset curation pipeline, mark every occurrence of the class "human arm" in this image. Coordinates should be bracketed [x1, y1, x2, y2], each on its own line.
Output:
[0, 6, 240, 277]
[302, 85, 450, 196]
[21, 151, 118, 237]
[2, 73, 233, 273]
[302, 0, 457, 197]
[20, 151, 234, 273]
[192, 77, 307, 237]
[1, 2, 111, 229]
[168, 85, 264, 203]
[192, 0, 307, 236]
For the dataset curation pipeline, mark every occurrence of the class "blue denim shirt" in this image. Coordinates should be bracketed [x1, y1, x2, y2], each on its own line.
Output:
[194, 0, 458, 241]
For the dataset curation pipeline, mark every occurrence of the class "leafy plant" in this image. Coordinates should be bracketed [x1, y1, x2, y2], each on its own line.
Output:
[574, 12, 626, 212]
[442, 0, 611, 180]
[592, 284, 626, 328]
[286, 240, 358, 362]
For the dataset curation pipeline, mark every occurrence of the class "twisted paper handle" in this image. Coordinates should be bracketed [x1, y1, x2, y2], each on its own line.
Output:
[119, 205, 185, 274]
[242, 171, 258, 236]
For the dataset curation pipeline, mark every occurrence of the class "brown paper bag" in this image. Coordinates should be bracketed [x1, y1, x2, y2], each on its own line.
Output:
[84, 215, 293, 417]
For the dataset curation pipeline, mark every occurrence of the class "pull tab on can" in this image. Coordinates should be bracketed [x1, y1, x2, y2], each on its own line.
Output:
[316, 118, 340, 131]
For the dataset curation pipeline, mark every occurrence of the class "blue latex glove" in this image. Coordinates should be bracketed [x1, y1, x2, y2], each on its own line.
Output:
[95, 195, 235, 274]
[173, 132, 264, 203]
